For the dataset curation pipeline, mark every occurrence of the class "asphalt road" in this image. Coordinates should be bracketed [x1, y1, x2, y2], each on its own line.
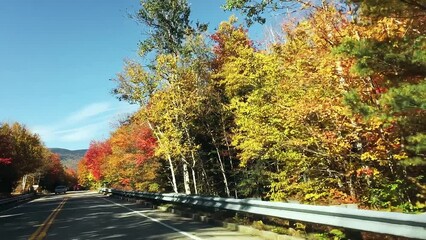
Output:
[0, 191, 263, 240]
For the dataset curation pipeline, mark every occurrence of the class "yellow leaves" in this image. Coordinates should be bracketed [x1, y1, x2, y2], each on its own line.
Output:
[344, 16, 409, 44]
[361, 152, 378, 162]
[393, 152, 408, 161]
[375, 141, 386, 152]
[156, 54, 178, 69]
[366, 17, 409, 41]
[217, 43, 281, 100]
[367, 116, 384, 130]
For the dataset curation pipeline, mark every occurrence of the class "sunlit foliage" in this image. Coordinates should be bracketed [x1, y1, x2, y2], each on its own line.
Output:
[85, 0, 425, 212]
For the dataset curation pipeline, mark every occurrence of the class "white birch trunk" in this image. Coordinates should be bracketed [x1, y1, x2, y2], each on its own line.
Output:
[147, 121, 178, 193]
[191, 167, 198, 195]
[183, 162, 191, 194]
[22, 174, 28, 192]
[215, 147, 231, 197]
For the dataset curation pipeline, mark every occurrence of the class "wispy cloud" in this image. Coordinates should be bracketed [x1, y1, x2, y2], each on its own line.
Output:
[66, 102, 112, 123]
[30, 101, 139, 149]
[58, 122, 107, 142]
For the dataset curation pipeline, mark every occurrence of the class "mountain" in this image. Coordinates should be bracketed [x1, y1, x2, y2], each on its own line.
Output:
[50, 148, 87, 170]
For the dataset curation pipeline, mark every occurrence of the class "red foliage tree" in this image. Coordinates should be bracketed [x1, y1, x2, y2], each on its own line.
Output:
[134, 125, 157, 165]
[49, 153, 62, 176]
[84, 140, 112, 181]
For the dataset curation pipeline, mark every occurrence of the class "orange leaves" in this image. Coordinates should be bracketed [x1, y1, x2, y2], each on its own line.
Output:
[79, 116, 160, 190]
[355, 166, 377, 177]
[329, 188, 358, 204]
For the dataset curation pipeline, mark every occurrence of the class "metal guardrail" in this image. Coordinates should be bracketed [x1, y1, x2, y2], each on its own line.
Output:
[100, 188, 426, 239]
[0, 193, 34, 206]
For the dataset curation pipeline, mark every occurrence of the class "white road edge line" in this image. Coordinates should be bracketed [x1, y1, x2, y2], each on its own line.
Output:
[101, 197, 203, 240]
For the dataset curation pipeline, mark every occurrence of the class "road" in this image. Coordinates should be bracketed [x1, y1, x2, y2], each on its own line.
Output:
[0, 191, 264, 240]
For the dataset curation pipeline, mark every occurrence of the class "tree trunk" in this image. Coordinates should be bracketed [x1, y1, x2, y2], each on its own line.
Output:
[200, 160, 211, 194]
[167, 155, 178, 193]
[221, 118, 238, 198]
[183, 162, 191, 194]
[147, 121, 178, 193]
[22, 174, 28, 192]
[184, 126, 199, 195]
[215, 147, 230, 197]
[191, 167, 198, 195]
[205, 122, 231, 196]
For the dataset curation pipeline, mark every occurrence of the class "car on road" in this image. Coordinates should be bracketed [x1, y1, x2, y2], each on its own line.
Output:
[54, 185, 67, 194]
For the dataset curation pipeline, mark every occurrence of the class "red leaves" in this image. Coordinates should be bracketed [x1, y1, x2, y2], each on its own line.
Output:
[48, 153, 63, 176]
[374, 87, 387, 94]
[134, 126, 156, 164]
[84, 141, 112, 181]
[0, 158, 11, 165]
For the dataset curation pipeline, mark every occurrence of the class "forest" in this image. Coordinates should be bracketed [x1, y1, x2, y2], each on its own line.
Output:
[75, 0, 423, 212]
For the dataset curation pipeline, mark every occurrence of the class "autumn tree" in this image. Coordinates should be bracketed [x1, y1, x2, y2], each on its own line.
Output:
[77, 158, 94, 189]
[99, 0, 425, 211]
[333, 0, 426, 210]
[0, 122, 66, 194]
[103, 119, 160, 191]
[112, 0, 211, 194]
[83, 140, 112, 182]
[0, 122, 46, 194]
[39, 153, 66, 191]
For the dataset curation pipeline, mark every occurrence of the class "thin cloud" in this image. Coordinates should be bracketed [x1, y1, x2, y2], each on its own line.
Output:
[30, 101, 139, 149]
[66, 102, 112, 123]
[59, 122, 107, 142]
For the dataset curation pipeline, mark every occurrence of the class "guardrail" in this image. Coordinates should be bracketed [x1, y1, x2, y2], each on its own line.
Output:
[0, 193, 34, 206]
[100, 188, 426, 239]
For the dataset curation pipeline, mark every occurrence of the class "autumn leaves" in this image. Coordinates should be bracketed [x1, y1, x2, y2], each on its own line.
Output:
[78, 0, 425, 211]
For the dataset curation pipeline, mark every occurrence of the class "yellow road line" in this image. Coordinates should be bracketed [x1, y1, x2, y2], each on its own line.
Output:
[29, 198, 67, 240]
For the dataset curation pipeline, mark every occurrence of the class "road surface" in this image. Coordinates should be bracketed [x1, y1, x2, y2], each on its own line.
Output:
[0, 191, 264, 240]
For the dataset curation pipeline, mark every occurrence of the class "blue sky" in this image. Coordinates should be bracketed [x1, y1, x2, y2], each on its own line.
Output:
[0, 0, 269, 150]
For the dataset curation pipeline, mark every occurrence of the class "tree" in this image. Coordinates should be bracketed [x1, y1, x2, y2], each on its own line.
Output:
[83, 140, 112, 182]
[222, 0, 327, 25]
[112, 0, 204, 193]
[0, 122, 49, 194]
[77, 158, 94, 189]
[39, 153, 66, 191]
[334, 0, 426, 210]
[103, 120, 160, 191]
[135, 0, 206, 56]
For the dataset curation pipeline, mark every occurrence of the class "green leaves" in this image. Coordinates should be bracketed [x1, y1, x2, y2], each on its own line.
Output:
[380, 81, 426, 113]
[335, 37, 426, 78]
[343, 89, 374, 116]
[112, 60, 158, 106]
[137, 0, 192, 56]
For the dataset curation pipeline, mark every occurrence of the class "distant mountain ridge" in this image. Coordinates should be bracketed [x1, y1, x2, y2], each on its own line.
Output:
[50, 148, 87, 170]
